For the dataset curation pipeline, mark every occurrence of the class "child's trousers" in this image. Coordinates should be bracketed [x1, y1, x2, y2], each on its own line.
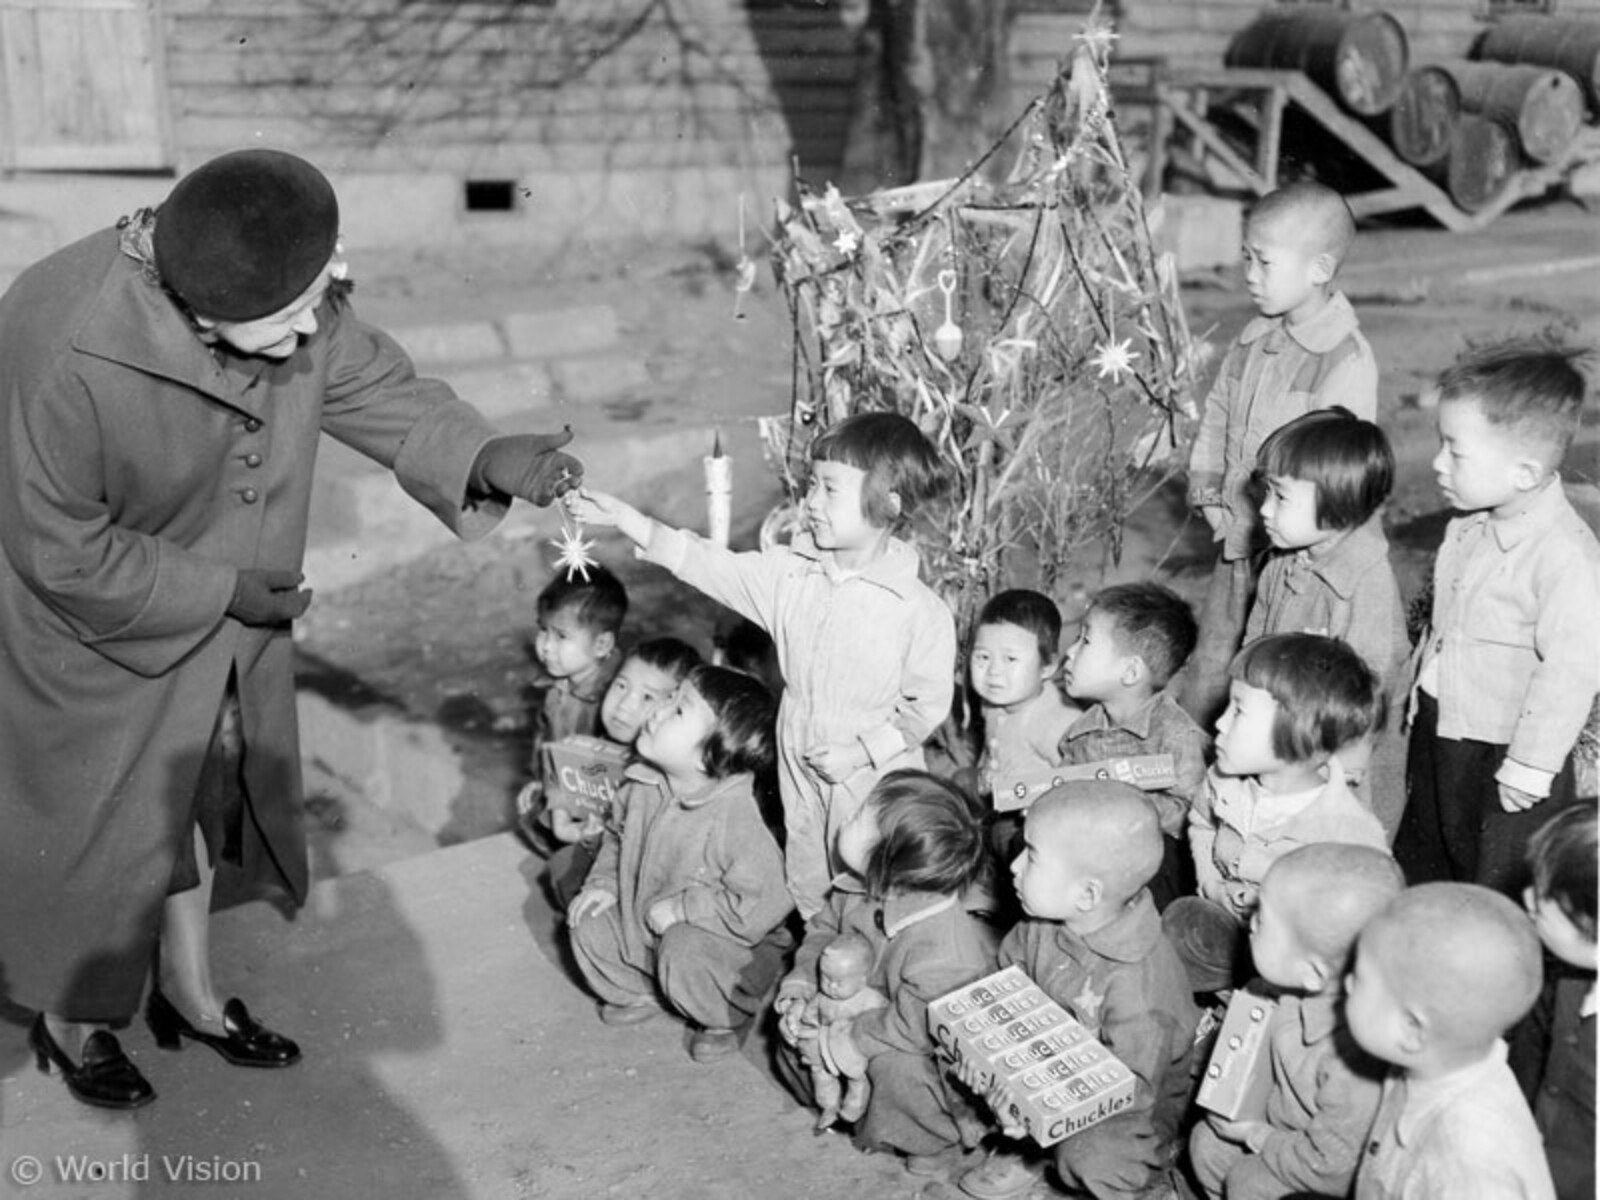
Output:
[1052, 1112, 1180, 1200]
[571, 913, 791, 1030]
[1396, 692, 1582, 893]
[1180, 553, 1258, 729]
[1188, 1121, 1300, 1200]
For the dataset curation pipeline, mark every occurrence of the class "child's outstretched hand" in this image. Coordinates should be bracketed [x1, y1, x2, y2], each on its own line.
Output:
[567, 886, 617, 924]
[563, 488, 653, 547]
[1206, 1113, 1269, 1152]
[645, 896, 684, 936]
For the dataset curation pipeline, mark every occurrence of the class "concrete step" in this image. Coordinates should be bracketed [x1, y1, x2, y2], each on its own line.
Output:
[0, 835, 906, 1200]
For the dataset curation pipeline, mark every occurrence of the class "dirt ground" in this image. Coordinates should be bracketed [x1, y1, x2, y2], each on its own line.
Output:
[279, 201, 1598, 1197]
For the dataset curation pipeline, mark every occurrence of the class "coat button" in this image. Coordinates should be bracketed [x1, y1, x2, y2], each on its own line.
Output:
[244, 418, 263, 433]
[241, 488, 259, 504]
[244, 453, 263, 468]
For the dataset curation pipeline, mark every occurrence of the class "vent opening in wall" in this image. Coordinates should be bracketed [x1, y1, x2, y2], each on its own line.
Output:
[464, 180, 518, 212]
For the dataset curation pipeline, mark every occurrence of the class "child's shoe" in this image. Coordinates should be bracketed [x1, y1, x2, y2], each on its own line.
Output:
[514, 782, 560, 857]
[903, 1144, 976, 1178]
[959, 1150, 1046, 1199]
[688, 1027, 740, 1062]
[598, 1000, 662, 1027]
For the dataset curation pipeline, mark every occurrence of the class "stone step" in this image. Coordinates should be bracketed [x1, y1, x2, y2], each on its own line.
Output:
[0, 835, 902, 1200]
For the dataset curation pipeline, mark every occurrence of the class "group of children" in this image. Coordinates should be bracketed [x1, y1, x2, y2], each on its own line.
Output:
[508, 178, 1595, 1200]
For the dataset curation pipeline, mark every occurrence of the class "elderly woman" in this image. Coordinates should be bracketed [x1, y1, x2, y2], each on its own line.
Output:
[0, 150, 580, 1108]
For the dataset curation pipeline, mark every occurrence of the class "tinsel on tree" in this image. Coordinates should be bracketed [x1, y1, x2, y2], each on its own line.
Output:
[762, 13, 1205, 636]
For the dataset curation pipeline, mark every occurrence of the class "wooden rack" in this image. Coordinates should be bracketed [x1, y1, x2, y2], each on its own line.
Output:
[1152, 66, 1591, 231]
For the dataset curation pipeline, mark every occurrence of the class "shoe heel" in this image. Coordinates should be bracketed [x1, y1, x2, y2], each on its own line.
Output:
[144, 992, 186, 1052]
[29, 1016, 62, 1076]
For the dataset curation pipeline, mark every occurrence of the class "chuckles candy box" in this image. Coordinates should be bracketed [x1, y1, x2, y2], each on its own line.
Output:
[991, 755, 1176, 813]
[1195, 984, 1278, 1121]
[542, 735, 629, 821]
[928, 966, 1137, 1146]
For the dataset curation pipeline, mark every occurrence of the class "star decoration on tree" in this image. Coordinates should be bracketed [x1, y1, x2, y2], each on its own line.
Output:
[552, 515, 598, 582]
[1091, 337, 1139, 383]
[1073, 13, 1119, 61]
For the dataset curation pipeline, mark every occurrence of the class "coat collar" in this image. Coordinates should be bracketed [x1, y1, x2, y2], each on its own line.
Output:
[1464, 474, 1570, 552]
[1237, 290, 1359, 355]
[620, 762, 744, 811]
[1069, 692, 1163, 739]
[69, 245, 275, 416]
[1294, 988, 1342, 1044]
[1283, 515, 1391, 600]
[787, 531, 923, 599]
[1053, 888, 1163, 964]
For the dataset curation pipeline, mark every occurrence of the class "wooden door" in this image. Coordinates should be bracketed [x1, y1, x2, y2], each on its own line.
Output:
[0, 0, 171, 169]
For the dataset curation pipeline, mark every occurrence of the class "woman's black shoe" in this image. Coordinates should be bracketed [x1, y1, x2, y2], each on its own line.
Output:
[29, 1016, 156, 1109]
[145, 990, 301, 1068]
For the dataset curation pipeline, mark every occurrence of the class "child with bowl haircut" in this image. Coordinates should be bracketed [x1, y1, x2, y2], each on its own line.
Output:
[569, 412, 956, 919]
[1188, 842, 1401, 1200]
[1348, 883, 1554, 1200]
[1165, 633, 1387, 995]
[1183, 182, 1377, 727]
[1397, 342, 1600, 892]
[1249, 407, 1410, 838]
[957, 781, 1198, 1200]
[1057, 582, 1208, 908]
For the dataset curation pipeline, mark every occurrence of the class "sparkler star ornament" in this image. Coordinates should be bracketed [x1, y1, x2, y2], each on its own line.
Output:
[1090, 337, 1139, 383]
[552, 507, 598, 583]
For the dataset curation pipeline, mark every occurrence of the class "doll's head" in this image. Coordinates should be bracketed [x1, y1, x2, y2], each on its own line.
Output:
[600, 637, 701, 745]
[1254, 406, 1394, 551]
[1217, 633, 1380, 782]
[819, 933, 874, 1000]
[534, 564, 627, 683]
[835, 769, 985, 901]
[634, 664, 776, 787]
[1523, 800, 1598, 973]
[969, 589, 1063, 711]
[805, 412, 948, 541]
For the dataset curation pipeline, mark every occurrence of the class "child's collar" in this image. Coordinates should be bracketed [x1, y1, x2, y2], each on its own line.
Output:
[789, 531, 921, 597]
[1053, 889, 1161, 963]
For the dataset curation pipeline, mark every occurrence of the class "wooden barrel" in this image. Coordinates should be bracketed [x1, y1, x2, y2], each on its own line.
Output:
[1478, 15, 1600, 116]
[1438, 59, 1584, 164]
[1388, 64, 1460, 168]
[1438, 113, 1519, 213]
[1226, 8, 1409, 116]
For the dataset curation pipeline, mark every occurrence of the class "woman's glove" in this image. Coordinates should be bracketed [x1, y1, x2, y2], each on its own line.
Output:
[471, 428, 583, 506]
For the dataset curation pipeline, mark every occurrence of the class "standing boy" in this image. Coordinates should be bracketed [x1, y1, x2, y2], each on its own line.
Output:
[1183, 182, 1378, 726]
[1396, 343, 1600, 891]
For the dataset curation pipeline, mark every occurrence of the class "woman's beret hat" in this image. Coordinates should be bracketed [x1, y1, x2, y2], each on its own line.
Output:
[153, 149, 339, 321]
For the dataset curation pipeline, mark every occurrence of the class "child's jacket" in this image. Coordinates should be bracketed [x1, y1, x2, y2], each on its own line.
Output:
[1253, 988, 1387, 1196]
[1414, 479, 1600, 792]
[1246, 515, 1409, 697]
[1187, 291, 1377, 562]
[1356, 1042, 1555, 1200]
[645, 526, 955, 769]
[999, 894, 1199, 1158]
[1057, 693, 1209, 838]
[1190, 763, 1386, 919]
[583, 765, 792, 968]
[981, 686, 1081, 797]
[782, 876, 996, 1063]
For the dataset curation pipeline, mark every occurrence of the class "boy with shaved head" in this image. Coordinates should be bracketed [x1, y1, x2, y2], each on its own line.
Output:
[957, 782, 1199, 1199]
[1182, 181, 1377, 726]
[1348, 883, 1554, 1200]
[1189, 843, 1402, 1199]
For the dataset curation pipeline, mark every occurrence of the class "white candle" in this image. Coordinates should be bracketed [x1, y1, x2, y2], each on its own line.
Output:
[704, 432, 732, 548]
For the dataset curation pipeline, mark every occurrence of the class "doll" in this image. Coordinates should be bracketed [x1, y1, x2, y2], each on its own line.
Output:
[801, 933, 888, 1130]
